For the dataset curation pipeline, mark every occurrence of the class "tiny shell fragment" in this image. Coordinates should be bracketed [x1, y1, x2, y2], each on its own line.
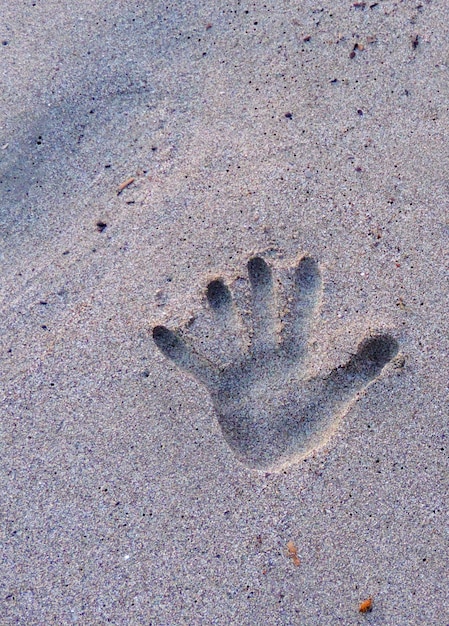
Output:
[359, 597, 373, 613]
[286, 541, 300, 567]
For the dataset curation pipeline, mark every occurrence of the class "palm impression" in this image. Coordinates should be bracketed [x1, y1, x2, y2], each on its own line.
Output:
[153, 255, 398, 471]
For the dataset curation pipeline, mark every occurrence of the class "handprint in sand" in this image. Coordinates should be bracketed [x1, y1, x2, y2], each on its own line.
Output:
[153, 255, 398, 471]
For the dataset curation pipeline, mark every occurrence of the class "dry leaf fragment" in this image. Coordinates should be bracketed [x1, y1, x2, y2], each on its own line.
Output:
[117, 177, 135, 194]
[286, 541, 300, 567]
[359, 597, 373, 613]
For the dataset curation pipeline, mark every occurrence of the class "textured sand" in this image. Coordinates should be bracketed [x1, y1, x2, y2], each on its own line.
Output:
[1, 1, 448, 624]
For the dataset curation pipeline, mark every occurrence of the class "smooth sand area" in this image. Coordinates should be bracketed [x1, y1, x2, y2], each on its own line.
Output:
[1, 1, 448, 624]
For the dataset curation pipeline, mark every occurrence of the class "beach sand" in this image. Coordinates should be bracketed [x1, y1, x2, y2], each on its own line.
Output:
[1, 1, 448, 624]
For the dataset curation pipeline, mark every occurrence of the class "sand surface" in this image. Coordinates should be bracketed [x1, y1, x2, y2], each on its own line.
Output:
[1, 1, 448, 624]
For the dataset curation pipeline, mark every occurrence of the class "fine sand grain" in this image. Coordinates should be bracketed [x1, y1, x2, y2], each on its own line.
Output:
[1, 1, 448, 624]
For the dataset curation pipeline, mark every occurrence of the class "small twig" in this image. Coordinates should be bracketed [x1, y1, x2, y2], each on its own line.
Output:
[117, 177, 135, 195]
